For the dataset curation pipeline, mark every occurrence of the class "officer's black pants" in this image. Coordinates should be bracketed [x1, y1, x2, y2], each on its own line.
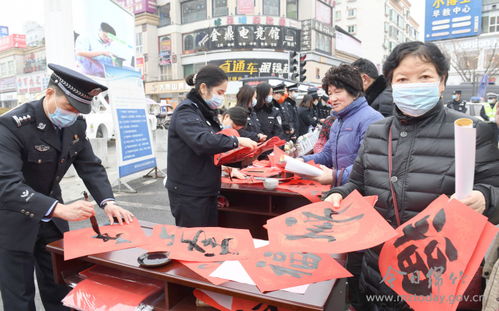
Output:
[347, 251, 368, 310]
[168, 190, 218, 227]
[0, 221, 70, 311]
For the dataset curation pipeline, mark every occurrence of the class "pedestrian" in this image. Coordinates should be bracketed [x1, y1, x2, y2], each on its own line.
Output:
[297, 94, 317, 137]
[271, 83, 292, 139]
[446, 90, 467, 113]
[0, 63, 134, 311]
[480, 92, 497, 122]
[166, 65, 257, 227]
[283, 83, 300, 141]
[235, 85, 267, 142]
[253, 83, 285, 139]
[352, 57, 393, 117]
[303, 64, 383, 187]
[221, 106, 249, 130]
[325, 41, 499, 311]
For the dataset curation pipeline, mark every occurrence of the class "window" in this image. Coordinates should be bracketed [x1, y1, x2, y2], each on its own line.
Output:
[181, 0, 207, 24]
[263, 0, 280, 16]
[213, 0, 228, 17]
[335, 10, 341, 20]
[159, 4, 171, 27]
[236, 0, 255, 15]
[7, 61, 14, 74]
[347, 25, 356, 34]
[347, 8, 356, 18]
[315, 32, 332, 54]
[136, 32, 143, 54]
[286, 0, 298, 19]
[488, 15, 499, 32]
[160, 65, 172, 81]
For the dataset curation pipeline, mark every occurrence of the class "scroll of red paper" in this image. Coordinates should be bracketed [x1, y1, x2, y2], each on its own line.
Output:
[240, 166, 283, 178]
[79, 265, 163, 296]
[266, 190, 396, 254]
[268, 145, 287, 168]
[63, 219, 147, 260]
[378, 195, 497, 311]
[277, 178, 330, 202]
[231, 297, 293, 311]
[180, 261, 228, 285]
[141, 224, 178, 253]
[193, 289, 232, 311]
[221, 177, 263, 184]
[62, 277, 159, 311]
[169, 227, 255, 262]
[256, 136, 286, 154]
[240, 246, 351, 292]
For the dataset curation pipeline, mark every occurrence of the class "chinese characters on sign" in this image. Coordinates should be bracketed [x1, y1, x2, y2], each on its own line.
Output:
[425, 0, 482, 41]
[183, 25, 300, 54]
[209, 59, 290, 81]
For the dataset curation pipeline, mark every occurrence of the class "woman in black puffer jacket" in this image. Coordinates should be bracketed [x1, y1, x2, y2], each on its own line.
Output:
[325, 41, 499, 311]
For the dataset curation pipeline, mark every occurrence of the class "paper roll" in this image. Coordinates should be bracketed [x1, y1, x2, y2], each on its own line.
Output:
[454, 118, 476, 200]
[284, 156, 324, 177]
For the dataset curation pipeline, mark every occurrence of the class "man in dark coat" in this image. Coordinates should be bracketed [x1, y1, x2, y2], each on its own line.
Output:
[0, 64, 133, 310]
[352, 58, 393, 117]
[447, 90, 467, 113]
[282, 83, 300, 141]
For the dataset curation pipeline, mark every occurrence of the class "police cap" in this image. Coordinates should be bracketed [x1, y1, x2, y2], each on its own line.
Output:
[48, 63, 107, 114]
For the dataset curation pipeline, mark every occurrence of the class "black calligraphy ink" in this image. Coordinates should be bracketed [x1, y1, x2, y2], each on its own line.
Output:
[181, 230, 238, 257]
[93, 233, 130, 243]
[159, 227, 175, 246]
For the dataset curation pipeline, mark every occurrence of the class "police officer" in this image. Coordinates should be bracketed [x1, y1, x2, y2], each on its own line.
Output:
[446, 90, 467, 113]
[480, 92, 497, 122]
[0, 64, 134, 311]
[271, 83, 291, 139]
[166, 65, 257, 227]
[254, 82, 285, 139]
[282, 83, 300, 141]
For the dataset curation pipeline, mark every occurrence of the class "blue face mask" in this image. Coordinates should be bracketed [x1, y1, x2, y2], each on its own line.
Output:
[251, 98, 257, 107]
[48, 106, 78, 128]
[265, 95, 273, 104]
[206, 94, 224, 110]
[392, 82, 441, 117]
[222, 124, 232, 130]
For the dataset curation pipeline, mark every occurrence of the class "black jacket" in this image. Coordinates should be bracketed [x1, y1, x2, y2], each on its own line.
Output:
[254, 103, 284, 139]
[283, 97, 299, 133]
[365, 75, 393, 117]
[0, 99, 114, 252]
[166, 89, 238, 196]
[297, 106, 317, 137]
[238, 108, 261, 142]
[272, 100, 291, 132]
[325, 102, 499, 305]
[447, 99, 467, 113]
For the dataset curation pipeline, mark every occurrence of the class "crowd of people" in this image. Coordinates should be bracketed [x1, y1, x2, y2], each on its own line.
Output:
[166, 41, 499, 311]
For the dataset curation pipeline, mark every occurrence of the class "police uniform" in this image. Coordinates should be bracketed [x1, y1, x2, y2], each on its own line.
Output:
[166, 89, 239, 227]
[0, 64, 114, 310]
[446, 90, 467, 113]
[282, 83, 300, 140]
[238, 108, 262, 142]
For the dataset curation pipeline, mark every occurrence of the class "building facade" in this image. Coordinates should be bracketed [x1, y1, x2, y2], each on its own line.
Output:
[433, 0, 499, 87]
[334, 0, 420, 71]
[126, 0, 362, 105]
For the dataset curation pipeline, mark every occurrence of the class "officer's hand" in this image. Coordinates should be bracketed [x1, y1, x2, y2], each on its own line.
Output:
[237, 137, 258, 150]
[324, 193, 342, 209]
[53, 201, 95, 221]
[257, 133, 267, 142]
[104, 202, 134, 225]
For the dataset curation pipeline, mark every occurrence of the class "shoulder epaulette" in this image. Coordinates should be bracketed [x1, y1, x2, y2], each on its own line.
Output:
[12, 114, 33, 127]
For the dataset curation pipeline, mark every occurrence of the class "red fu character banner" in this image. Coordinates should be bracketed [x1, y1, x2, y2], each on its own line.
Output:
[266, 190, 397, 254]
[231, 297, 292, 311]
[240, 246, 351, 292]
[169, 227, 255, 262]
[379, 195, 498, 311]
